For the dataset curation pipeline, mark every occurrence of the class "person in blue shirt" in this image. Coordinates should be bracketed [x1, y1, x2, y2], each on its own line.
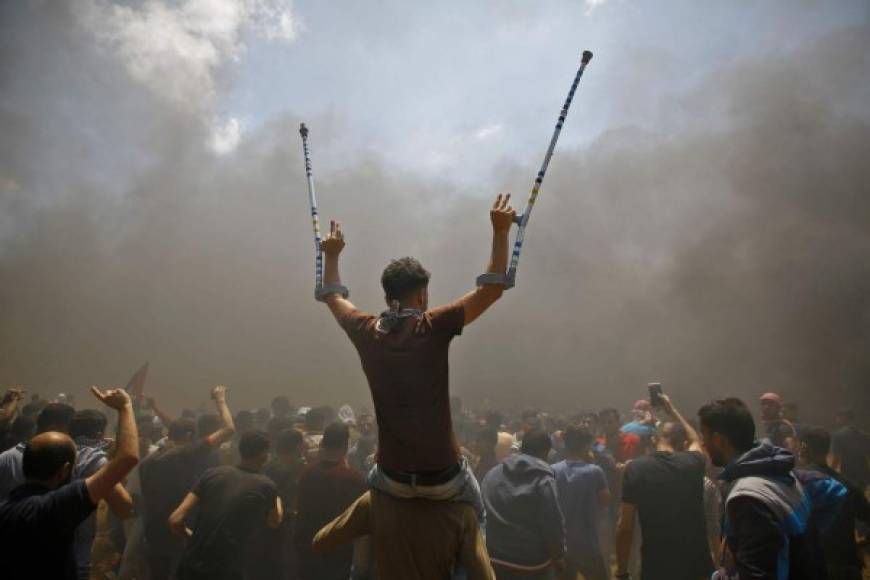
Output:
[552, 424, 610, 580]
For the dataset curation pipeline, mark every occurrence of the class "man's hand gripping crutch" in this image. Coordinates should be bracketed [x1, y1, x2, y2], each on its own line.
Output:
[476, 50, 593, 290]
[299, 123, 350, 302]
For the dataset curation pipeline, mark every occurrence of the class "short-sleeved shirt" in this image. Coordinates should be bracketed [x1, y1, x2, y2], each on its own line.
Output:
[339, 302, 465, 472]
[552, 460, 607, 559]
[622, 451, 713, 580]
[140, 439, 218, 547]
[176, 465, 277, 580]
[0, 443, 25, 501]
[295, 459, 367, 579]
[72, 438, 111, 574]
[0, 480, 96, 580]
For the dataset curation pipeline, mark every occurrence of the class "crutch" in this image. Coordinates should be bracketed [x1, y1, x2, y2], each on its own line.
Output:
[299, 123, 349, 301]
[476, 50, 593, 289]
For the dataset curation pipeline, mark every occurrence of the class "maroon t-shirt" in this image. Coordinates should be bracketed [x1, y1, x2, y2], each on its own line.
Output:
[340, 302, 465, 472]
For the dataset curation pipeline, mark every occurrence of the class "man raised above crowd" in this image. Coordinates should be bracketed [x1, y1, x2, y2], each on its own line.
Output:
[316, 193, 514, 508]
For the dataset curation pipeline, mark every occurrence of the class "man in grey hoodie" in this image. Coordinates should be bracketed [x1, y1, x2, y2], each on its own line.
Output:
[699, 398, 813, 580]
[481, 430, 565, 579]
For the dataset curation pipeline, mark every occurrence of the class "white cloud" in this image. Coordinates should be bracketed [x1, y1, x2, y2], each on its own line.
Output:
[584, 0, 610, 15]
[474, 123, 504, 140]
[209, 116, 242, 155]
[75, 0, 297, 111]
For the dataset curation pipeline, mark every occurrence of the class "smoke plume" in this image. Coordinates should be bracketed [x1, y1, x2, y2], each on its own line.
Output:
[2, 2, 868, 422]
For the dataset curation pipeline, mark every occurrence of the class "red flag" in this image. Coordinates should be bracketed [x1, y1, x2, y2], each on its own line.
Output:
[125, 362, 149, 405]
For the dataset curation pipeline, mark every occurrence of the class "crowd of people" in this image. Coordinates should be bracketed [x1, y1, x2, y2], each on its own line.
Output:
[0, 196, 867, 579]
[0, 385, 866, 580]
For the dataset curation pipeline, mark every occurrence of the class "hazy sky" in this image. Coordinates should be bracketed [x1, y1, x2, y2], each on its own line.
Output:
[2, 0, 869, 419]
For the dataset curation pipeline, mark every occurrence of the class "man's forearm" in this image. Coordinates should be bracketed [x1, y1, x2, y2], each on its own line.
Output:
[116, 404, 139, 465]
[324, 253, 341, 286]
[669, 404, 701, 446]
[215, 397, 235, 433]
[486, 231, 509, 274]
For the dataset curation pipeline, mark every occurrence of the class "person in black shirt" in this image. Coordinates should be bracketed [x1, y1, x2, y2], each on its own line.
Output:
[139, 385, 236, 580]
[615, 394, 713, 580]
[0, 386, 140, 580]
[170, 430, 282, 580]
[799, 425, 869, 580]
[250, 427, 306, 580]
[831, 408, 870, 490]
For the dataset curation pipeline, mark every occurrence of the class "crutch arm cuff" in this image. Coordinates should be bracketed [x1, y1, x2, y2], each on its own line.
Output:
[315, 284, 350, 302]
[476, 273, 515, 289]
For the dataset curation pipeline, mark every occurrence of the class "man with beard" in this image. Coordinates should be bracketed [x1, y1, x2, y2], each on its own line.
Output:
[700, 398, 812, 580]
[0, 387, 139, 580]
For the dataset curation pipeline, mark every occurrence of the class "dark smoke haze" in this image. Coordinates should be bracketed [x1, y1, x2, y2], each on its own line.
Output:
[2, 4, 869, 423]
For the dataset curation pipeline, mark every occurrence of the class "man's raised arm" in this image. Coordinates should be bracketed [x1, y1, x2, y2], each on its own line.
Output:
[321, 220, 358, 322]
[205, 385, 236, 448]
[659, 394, 703, 453]
[458, 193, 514, 326]
[85, 387, 139, 504]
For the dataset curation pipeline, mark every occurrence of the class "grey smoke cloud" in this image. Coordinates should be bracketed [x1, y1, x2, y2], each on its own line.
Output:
[1, 2, 868, 422]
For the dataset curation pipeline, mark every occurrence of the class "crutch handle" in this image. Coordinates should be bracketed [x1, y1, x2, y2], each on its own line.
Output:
[476, 272, 516, 289]
[512, 214, 523, 226]
[315, 284, 350, 302]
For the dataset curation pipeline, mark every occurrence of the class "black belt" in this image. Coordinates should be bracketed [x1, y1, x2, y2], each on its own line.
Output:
[381, 461, 462, 486]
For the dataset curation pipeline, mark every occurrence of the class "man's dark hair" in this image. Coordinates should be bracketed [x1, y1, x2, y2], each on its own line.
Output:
[305, 407, 328, 432]
[275, 428, 304, 455]
[381, 257, 431, 302]
[10, 415, 36, 444]
[698, 398, 755, 452]
[599, 408, 620, 421]
[800, 425, 831, 457]
[564, 423, 594, 454]
[268, 415, 295, 443]
[238, 430, 271, 460]
[197, 413, 221, 439]
[485, 412, 503, 430]
[271, 396, 292, 417]
[22, 438, 76, 481]
[69, 409, 108, 440]
[168, 418, 197, 442]
[234, 410, 255, 433]
[181, 409, 196, 419]
[35, 403, 76, 434]
[322, 421, 350, 452]
[521, 429, 552, 459]
[475, 427, 498, 451]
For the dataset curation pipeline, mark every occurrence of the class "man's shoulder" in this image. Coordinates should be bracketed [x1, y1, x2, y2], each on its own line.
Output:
[0, 444, 23, 462]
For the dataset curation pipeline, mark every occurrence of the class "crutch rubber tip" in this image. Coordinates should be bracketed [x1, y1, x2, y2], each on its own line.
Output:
[582, 50, 593, 64]
[299, 123, 309, 137]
